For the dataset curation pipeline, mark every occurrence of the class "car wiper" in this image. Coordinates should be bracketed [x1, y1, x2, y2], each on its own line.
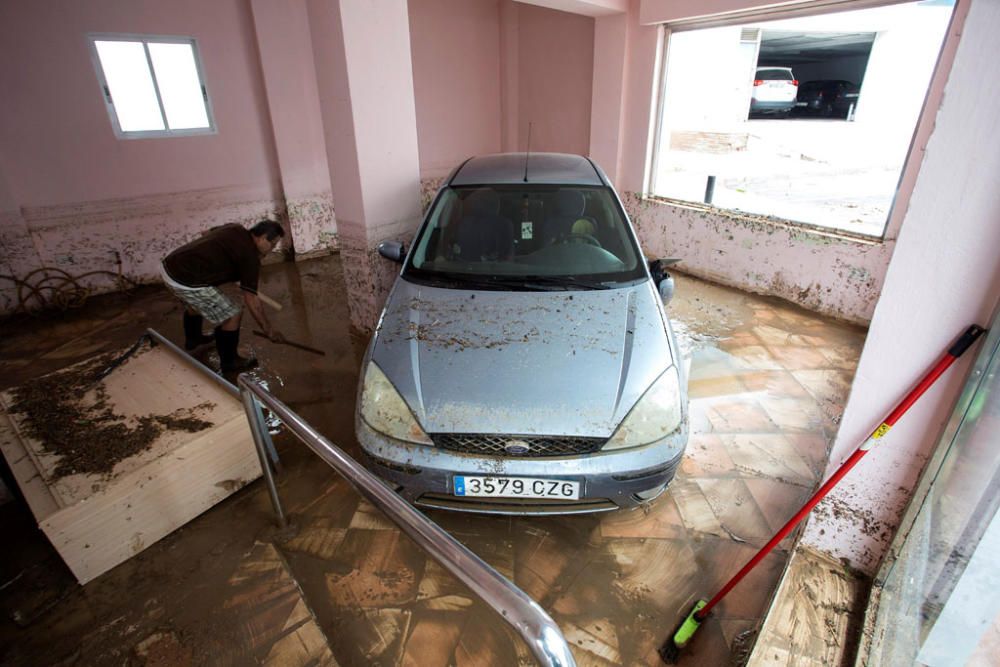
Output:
[502, 275, 612, 290]
[412, 272, 548, 291]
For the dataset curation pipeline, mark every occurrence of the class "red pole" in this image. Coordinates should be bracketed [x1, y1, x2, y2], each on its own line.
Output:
[694, 324, 986, 621]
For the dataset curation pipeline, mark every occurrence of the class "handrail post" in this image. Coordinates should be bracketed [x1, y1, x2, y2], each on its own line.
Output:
[145, 328, 281, 467]
[238, 380, 287, 529]
[250, 394, 281, 467]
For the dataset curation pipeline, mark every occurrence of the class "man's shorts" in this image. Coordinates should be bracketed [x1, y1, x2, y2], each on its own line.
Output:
[160, 264, 241, 324]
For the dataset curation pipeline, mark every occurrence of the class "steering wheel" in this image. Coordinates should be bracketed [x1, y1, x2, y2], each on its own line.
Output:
[565, 232, 601, 247]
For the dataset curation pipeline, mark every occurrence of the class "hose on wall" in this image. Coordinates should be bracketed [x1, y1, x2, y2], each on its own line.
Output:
[0, 258, 137, 315]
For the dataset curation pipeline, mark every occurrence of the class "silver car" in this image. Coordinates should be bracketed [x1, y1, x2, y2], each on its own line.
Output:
[355, 153, 689, 515]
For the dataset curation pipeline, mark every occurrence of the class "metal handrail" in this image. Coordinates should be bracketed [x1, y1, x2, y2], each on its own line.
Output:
[237, 374, 576, 667]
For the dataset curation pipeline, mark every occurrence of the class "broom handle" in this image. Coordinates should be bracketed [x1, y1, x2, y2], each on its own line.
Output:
[696, 324, 986, 620]
[257, 290, 283, 311]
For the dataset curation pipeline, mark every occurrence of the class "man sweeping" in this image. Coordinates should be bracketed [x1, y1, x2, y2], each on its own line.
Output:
[161, 220, 285, 373]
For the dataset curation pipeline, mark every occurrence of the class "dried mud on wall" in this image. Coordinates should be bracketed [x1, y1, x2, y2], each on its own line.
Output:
[0, 185, 339, 315]
[286, 190, 338, 256]
[623, 192, 894, 324]
[334, 177, 443, 334]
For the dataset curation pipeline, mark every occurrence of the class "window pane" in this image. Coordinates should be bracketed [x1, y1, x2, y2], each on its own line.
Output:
[94, 40, 165, 132]
[651, 1, 954, 237]
[148, 42, 209, 130]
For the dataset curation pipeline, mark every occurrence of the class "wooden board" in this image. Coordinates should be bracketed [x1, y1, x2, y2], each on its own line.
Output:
[747, 546, 866, 666]
[0, 344, 242, 509]
[0, 408, 60, 522]
[0, 343, 262, 585]
[41, 416, 261, 584]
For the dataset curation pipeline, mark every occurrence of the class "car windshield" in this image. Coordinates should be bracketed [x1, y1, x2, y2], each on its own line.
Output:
[404, 185, 646, 289]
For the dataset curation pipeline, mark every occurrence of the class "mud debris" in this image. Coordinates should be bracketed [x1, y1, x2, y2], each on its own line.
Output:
[8, 353, 215, 479]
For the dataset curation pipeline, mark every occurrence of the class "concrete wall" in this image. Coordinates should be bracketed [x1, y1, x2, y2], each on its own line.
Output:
[516, 3, 595, 154]
[408, 0, 595, 183]
[615, 0, 999, 576]
[624, 195, 891, 322]
[585, 0, 990, 576]
[614, 0, 966, 325]
[0, 0, 278, 207]
[250, 0, 337, 255]
[409, 0, 503, 179]
[800, 0, 1000, 574]
[0, 0, 337, 314]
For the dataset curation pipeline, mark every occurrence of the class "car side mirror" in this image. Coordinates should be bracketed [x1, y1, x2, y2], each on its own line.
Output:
[649, 258, 681, 305]
[377, 241, 406, 264]
[658, 274, 676, 305]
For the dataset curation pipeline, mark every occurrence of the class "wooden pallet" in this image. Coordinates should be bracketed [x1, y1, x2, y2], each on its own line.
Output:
[0, 343, 261, 585]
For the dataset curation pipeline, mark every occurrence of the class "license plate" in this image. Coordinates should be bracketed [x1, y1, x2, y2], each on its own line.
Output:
[454, 476, 580, 500]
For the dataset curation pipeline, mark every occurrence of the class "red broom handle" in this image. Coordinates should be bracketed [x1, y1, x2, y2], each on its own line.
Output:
[696, 324, 986, 620]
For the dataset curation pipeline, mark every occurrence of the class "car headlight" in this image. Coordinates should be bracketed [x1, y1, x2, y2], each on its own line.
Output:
[359, 362, 433, 445]
[603, 366, 682, 451]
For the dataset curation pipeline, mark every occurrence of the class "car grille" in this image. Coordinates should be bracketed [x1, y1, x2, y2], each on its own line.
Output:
[429, 433, 606, 458]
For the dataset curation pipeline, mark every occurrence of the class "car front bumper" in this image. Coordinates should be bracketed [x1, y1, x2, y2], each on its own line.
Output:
[355, 416, 688, 515]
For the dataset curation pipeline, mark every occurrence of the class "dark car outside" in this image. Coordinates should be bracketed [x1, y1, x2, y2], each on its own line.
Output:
[794, 80, 860, 118]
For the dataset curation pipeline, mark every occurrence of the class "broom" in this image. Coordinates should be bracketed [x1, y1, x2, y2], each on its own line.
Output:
[659, 324, 986, 663]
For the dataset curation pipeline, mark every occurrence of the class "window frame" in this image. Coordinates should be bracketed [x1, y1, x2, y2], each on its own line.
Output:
[646, 0, 954, 242]
[87, 33, 217, 140]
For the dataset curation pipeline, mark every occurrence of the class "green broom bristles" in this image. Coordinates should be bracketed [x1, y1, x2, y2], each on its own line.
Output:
[658, 599, 708, 664]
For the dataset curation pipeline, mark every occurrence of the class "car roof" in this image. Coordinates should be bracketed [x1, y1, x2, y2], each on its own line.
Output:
[449, 152, 605, 186]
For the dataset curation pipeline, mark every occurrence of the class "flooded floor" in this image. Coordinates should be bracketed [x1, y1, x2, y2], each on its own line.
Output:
[0, 253, 866, 666]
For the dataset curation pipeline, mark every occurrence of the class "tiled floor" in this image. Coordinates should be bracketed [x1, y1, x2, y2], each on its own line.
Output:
[0, 255, 866, 666]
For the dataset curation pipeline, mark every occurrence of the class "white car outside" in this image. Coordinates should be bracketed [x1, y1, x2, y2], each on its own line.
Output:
[750, 67, 798, 116]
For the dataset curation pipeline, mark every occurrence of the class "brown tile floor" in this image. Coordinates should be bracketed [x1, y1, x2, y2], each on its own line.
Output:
[0, 255, 866, 666]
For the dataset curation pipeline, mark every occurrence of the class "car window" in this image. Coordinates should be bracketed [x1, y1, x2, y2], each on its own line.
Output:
[757, 68, 794, 81]
[405, 185, 646, 288]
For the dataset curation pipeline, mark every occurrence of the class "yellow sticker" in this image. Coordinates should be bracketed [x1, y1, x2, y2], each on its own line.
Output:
[872, 423, 892, 439]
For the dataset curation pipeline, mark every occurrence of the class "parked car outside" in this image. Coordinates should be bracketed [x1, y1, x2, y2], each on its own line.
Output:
[355, 152, 690, 515]
[794, 79, 860, 118]
[750, 66, 799, 117]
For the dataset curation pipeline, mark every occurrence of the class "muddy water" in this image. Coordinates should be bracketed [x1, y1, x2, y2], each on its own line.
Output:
[0, 254, 866, 666]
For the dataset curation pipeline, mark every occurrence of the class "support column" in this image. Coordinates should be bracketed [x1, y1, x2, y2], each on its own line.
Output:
[307, 0, 422, 334]
[250, 0, 336, 257]
[499, 0, 521, 152]
[589, 11, 628, 185]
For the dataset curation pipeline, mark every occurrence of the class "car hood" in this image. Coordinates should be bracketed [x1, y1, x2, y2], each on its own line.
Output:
[369, 279, 675, 437]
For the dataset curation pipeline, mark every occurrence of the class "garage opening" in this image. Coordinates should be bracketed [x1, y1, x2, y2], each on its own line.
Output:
[753, 30, 875, 120]
[651, 1, 955, 237]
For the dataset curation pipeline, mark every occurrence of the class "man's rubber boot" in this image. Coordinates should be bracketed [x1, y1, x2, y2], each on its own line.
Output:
[183, 312, 215, 351]
[216, 327, 258, 373]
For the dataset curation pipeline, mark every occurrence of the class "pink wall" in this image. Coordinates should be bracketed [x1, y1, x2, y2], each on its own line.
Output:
[250, 0, 337, 254]
[612, 0, 994, 574]
[409, 0, 503, 178]
[0, 0, 279, 207]
[405, 0, 597, 179]
[603, 0, 968, 325]
[589, 13, 629, 184]
[516, 3, 595, 154]
[801, 0, 1000, 574]
[0, 0, 289, 313]
[307, 0, 423, 332]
